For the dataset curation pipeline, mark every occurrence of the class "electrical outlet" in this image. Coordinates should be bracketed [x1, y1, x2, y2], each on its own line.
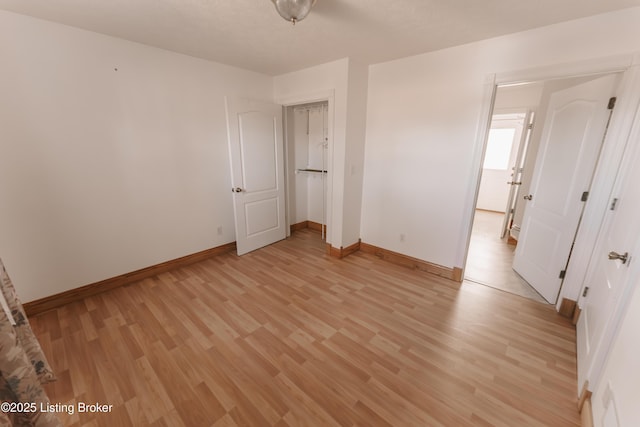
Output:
[400, 233, 405, 242]
[217, 226, 223, 235]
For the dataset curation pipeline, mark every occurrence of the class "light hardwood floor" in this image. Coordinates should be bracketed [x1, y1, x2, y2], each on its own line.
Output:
[465, 210, 547, 303]
[31, 229, 580, 426]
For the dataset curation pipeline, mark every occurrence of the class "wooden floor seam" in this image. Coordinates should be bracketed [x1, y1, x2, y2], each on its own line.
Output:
[31, 229, 580, 426]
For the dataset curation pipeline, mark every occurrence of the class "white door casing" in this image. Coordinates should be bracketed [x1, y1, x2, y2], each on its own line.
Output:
[513, 74, 618, 303]
[226, 97, 286, 255]
[576, 107, 640, 394]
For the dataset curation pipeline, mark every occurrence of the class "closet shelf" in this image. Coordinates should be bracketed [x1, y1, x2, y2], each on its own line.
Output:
[296, 168, 327, 174]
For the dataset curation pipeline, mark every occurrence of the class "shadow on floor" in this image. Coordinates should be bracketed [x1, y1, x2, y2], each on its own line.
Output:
[465, 210, 547, 304]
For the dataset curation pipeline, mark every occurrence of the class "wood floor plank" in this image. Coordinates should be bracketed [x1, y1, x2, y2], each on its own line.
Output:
[32, 229, 581, 426]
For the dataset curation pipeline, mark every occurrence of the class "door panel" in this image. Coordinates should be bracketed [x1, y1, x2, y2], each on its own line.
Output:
[534, 102, 596, 215]
[513, 75, 617, 303]
[239, 112, 278, 192]
[226, 98, 286, 255]
[245, 198, 280, 236]
[577, 126, 640, 391]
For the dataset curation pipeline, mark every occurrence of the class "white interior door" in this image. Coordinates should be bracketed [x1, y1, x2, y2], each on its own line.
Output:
[513, 74, 617, 303]
[226, 97, 286, 255]
[576, 119, 640, 394]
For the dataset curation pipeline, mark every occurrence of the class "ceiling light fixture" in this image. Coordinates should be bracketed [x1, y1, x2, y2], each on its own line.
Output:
[271, 0, 317, 25]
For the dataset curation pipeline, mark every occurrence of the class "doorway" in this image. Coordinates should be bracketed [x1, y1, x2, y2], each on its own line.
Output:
[465, 73, 620, 303]
[284, 101, 329, 241]
[465, 107, 544, 302]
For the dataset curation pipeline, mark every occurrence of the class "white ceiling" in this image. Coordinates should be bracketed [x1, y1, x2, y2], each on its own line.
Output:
[1, 0, 639, 75]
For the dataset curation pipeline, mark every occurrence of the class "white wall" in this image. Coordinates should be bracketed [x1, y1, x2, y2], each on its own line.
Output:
[361, 8, 640, 271]
[0, 10, 273, 302]
[493, 82, 544, 113]
[342, 60, 369, 247]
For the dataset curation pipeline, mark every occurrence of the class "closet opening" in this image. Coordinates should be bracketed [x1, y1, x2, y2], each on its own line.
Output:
[284, 101, 329, 241]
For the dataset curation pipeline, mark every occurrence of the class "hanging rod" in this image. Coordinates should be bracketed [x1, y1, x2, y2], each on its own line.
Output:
[296, 168, 327, 174]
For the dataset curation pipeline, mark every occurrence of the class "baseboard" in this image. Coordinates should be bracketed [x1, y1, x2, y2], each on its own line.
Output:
[573, 305, 582, 326]
[580, 396, 594, 427]
[23, 242, 237, 316]
[360, 242, 461, 282]
[290, 221, 309, 233]
[290, 220, 326, 235]
[307, 221, 326, 234]
[579, 381, 594, 427]
[559, 298, 577, 318]
[326, 240, 361, 259]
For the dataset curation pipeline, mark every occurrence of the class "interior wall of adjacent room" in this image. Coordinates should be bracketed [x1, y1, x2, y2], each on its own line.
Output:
[474, 83, 542, 218]
[0, 10, 273, 302]
[360, 7, 640, 272]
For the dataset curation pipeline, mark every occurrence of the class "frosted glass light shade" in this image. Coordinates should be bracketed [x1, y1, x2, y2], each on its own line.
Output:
[271, 0, 317, 24]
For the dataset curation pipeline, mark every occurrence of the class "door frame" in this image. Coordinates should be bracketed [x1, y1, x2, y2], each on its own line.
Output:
[577, 101, 640, 395]
[458, 53, 640, 311]
[277, 90, 335, 244]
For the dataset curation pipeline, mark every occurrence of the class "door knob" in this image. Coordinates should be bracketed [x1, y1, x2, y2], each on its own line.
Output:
[231, 187, 243, 193]
[608, 251, 628, 264]
[523, 194, 533, 201]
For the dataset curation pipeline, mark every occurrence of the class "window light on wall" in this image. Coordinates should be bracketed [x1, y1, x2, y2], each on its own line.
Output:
[483, 128, 516, 170]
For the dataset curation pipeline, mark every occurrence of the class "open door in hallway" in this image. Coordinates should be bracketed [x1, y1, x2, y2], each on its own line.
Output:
[513, 74, 618, 303]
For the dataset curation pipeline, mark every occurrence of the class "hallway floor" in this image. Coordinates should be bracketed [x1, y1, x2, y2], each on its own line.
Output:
[465, 210, 547, 304]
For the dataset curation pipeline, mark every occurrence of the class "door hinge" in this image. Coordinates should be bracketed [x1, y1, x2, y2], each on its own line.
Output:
[610, 198, 618, 211]
[608, 97, 617, 110]
[559, 270, 566, 279]
[582, 286, 590, 298]
[527, 123, 534, 130]
[581, 191, 589, 202]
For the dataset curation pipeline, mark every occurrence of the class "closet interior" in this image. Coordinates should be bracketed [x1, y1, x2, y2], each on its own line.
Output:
[285, 101, 329, 240]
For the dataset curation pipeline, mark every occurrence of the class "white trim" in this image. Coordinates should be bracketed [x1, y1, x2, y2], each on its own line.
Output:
[494, 54, 635, 86]
[457, 74, 496, 270]
[276, 90, 335, 108]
